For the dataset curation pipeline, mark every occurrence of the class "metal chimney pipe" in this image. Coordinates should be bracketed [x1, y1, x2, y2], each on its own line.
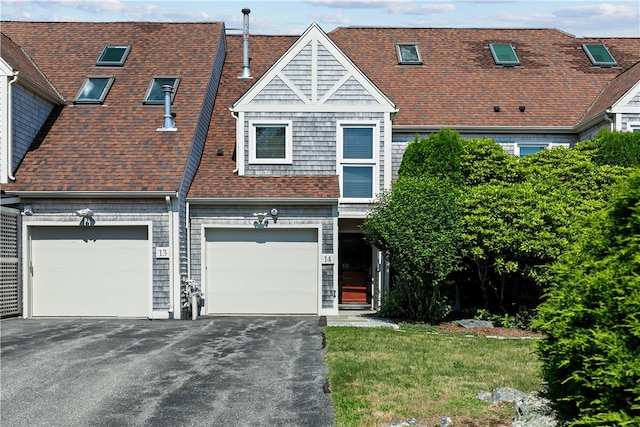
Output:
[161, 84, 174, 129]
[240, 8, 251, 79]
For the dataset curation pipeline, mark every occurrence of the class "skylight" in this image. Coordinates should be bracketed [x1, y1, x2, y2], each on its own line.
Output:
[582, 44, 617, 67]
[144, 77, 179, 104]
[396, 44, 422, 65]
[74, 77, 114, 103]
[96, 45, 131, 66]
[489, 43, 520, 66]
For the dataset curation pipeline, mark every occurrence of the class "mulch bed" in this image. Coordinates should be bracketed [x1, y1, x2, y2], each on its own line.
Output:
[434, 321, 546, 339]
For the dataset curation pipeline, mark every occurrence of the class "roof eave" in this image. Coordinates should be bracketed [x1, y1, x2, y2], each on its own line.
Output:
[10, 191, 178, 199]
[187, 197, 339, 205]
[392, 125, 577, 134]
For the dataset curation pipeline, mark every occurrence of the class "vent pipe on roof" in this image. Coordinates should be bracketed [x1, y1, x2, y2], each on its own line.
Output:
[157, 84, 177, 132]
[240, 8, 251, 79]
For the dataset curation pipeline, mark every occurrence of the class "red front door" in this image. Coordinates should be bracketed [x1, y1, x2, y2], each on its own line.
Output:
[339, 233, 371, 305]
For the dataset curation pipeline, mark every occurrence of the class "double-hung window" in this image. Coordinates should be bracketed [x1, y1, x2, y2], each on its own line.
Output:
[249, 120, 293, 164]
[339, 124, 377, 200]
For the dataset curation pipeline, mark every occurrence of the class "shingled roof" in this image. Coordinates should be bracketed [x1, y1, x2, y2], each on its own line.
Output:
[328, 27, 640, 129]
[1, 32, 63, 103]
[580, 60, 640, 126]
[188, 33, 341, 200]
[1, 21, 224, 193]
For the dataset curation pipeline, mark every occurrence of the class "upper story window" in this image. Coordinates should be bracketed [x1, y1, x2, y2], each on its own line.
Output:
[489, 43, 520, 66]
[627, 122, 640, 133]
[396, 44, 422, 65]
[517, 144, 547, 157]
[339, 124, 377, 200]
[144, 76, 180, 104]
[582, 44, 617, 67]
[249, 120, 293, 164]
[96, 45, 131, 66]
[74, 76, 114, 104]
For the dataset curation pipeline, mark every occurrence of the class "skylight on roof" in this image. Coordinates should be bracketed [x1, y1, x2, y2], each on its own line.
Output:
[96, 45, 131, 66]
[396, 44, 422, 65]
[74, 76, 114, 103]
[489, 43, 520, 66]
[582, 44, 617, 67]
[144, 77, 179, 104]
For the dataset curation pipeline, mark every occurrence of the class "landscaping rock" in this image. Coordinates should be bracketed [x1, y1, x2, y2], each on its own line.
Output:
[457, 319, 494, 328]
[440, 416, 453, 427]
[389, 418, 419, 426]
[477, 387, 558, 427]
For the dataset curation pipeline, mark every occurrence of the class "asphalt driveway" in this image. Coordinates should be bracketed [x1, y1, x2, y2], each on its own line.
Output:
[0, 316, 334, 427]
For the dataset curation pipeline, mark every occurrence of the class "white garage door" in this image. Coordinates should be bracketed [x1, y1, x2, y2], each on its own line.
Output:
[30, 226, 150, 317]
[206, 228, 318, 315]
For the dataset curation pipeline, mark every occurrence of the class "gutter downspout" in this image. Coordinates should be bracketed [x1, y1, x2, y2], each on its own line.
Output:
[165, 196, 174, 316]
[186, 201, 191, 279]
[6, 71, 18, 181]
[231, 110, 239, 174]
[603, 109, 614, 131]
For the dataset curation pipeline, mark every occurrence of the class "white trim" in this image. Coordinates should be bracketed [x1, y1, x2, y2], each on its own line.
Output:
[337, 121, 379, 203]
[383, 113, 393, 190]
[627, 122, 640, 132]
[22, 221, 154, 319]
[0, 73, 11, 184]
[234, 104, 395, 113]
[237, 112, 245, 175]
[187, 197, 338, 205]
[612, 80, 640, 110]
[248, 119, 293, 164]
[232, 23, 396, 113]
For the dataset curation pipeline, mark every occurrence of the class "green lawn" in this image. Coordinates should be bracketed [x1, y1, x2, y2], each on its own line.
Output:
[324, 326, 543, 427]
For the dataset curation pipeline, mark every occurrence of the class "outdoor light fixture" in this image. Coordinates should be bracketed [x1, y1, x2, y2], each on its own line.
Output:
[23, 205, 33, 216]
[76, 208, 95, 226]
[253, 212, 267, 224]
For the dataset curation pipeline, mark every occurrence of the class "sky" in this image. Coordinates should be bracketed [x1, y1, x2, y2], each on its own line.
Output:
[1, 0, 639, 38]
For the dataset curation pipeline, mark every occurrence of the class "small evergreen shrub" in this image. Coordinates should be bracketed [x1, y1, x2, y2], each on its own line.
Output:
[398, 129, 464, 185]
[593, 128, 640, 168]
[534, 169, 640, 426]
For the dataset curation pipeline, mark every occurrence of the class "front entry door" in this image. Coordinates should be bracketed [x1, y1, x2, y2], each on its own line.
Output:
[339, 233, 371, 306]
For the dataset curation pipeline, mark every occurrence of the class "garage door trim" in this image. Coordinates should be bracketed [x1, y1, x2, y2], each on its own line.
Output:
[201, 224, 322, 315]
[24, 221, 154, 318]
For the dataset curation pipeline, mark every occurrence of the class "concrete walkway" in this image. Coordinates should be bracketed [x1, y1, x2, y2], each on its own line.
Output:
[325, 310, 399, 329]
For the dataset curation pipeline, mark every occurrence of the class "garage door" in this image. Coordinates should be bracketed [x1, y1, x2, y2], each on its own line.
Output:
[30, 226, 150, 317]
[205, 228, 318, 314]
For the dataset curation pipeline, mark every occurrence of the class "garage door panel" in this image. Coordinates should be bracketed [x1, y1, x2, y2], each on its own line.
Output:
[31, 226, 149, 317]
[206, 228, 319, 315]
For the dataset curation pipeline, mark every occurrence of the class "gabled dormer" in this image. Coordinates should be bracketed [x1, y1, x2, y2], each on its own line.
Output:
[231, 23, 396, 204]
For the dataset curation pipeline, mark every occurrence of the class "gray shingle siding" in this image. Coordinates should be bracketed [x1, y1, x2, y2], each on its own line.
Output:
[20, 198, 172, 311]
[189, 204, 336, 310]
[12, 85, 54, 172]
[178, 28, 227, 281]
[243, 111, 386, 177]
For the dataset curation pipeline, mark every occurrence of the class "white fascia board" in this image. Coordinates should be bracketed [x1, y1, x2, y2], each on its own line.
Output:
[392, 125, 577, 134]
[11, 191, 178, 198]
[234, 104, 396, 113]
[233, 23, 396, 112]
[0, 57, 14, 74]
[611, 80, 640, 111]
[186, 197, 338, 205]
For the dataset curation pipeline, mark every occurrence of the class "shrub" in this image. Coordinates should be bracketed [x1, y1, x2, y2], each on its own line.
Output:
[593, 128, 640, 167]
[398, 129, 464, 185]
[363, 177, 462, 322]
[534, 170, 640, 425]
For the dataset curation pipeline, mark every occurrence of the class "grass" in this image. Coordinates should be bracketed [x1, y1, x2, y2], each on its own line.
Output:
[324, 326, 543, 427]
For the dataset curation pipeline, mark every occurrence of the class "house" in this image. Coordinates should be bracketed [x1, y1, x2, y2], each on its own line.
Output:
[2, 14, 639, 318]
[1, 22, 226, 318]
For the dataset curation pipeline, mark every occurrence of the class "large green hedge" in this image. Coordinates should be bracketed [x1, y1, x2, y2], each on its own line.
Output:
[534, 169, 640, 425]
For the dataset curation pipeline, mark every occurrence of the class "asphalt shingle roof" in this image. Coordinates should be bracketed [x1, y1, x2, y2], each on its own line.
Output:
[328, 27, 640, 128]
[188, 34, 341, 200]
[1, 21, 224, 193]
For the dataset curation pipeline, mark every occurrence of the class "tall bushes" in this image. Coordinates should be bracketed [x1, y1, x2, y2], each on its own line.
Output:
[534, 170, 640, 425]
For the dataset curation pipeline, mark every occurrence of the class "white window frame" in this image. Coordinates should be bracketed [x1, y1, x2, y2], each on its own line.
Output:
[626, 122, 640, 133]
[249, 120, 293, 164]
[515, 143, 548, 157]
[337, 121, 379, 202]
